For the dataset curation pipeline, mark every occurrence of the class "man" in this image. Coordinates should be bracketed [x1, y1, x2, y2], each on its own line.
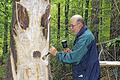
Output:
[49, 15, 100, 80]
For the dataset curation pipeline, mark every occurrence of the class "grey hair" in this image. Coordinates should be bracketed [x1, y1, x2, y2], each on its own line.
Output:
[71, 15, 85, 26]
[76, 16, 85, 26]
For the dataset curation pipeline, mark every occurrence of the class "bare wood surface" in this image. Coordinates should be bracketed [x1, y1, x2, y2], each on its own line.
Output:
[100, 61, 120, 67]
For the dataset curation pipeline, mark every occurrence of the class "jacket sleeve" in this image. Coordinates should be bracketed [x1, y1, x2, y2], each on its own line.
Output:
[56, 37, 88, 63]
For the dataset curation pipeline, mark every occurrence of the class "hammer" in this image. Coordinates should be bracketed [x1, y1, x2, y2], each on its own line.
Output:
[42, 52, 50, 60]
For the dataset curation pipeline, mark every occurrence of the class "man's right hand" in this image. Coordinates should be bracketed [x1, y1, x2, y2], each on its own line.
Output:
[49, 46, 57, 56]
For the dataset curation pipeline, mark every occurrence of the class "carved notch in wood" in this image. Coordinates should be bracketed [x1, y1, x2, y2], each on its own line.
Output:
[33, 51, 41, 58]
[17, 4, 29, 30]
[41, 4, 50, 39]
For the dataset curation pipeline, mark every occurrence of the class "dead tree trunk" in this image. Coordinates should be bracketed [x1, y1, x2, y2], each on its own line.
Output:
[9, 0, 50, 80]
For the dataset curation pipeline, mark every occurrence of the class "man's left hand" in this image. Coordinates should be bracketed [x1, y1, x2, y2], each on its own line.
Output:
[63, 48, 71, 53]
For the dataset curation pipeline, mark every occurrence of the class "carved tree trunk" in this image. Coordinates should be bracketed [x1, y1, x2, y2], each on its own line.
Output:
[9, 0, 50, 80]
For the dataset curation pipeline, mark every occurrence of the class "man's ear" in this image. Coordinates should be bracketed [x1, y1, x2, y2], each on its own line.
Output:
[79, 22, 83, 27]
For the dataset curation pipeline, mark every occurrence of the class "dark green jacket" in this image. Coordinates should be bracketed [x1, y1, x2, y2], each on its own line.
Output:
[56, 26, 100, 80]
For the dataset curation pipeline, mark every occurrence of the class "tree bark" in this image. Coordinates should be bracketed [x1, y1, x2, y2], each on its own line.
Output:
[85, 0, 89, 25]
[91, 0, 99, 42]
[110, 1, 120, 79]
[65, 0, 69, 38]
[57, 3, 60, 48]
[9, 0, 50, 80]
[110, 0, 120, 39]
[110, 0, 120, 61]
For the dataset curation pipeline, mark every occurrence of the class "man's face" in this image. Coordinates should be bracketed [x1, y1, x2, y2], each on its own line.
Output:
[69, 19, 80, 33]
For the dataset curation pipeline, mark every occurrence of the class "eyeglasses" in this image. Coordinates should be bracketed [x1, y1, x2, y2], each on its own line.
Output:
[69, 24, 78, 29]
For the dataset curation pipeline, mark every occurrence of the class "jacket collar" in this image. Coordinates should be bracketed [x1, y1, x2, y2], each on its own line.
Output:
[76, 26, 87, 38]
[73, 26, 87, 46]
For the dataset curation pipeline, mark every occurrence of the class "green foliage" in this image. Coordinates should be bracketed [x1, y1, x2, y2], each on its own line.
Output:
[0, 0, 12, 78]
[0, 66, 6, 78]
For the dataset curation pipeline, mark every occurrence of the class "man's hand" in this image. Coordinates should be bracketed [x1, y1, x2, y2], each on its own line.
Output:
[63, 48, 71, 53]
[49, 46, 57, 56]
